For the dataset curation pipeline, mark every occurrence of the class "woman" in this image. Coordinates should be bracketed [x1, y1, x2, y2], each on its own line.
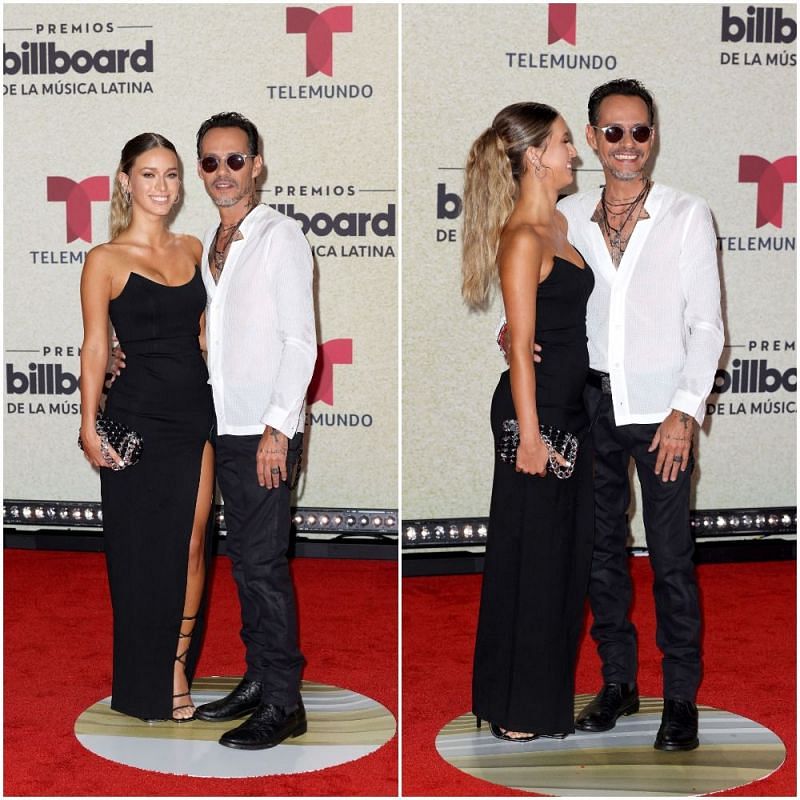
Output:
[79, 133, 215, 722]
[462, 103, 594, 740]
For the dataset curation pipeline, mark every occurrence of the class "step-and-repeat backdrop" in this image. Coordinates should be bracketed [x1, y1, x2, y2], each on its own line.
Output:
[402, 3, 796, 544]
[4, 4, 398, 517]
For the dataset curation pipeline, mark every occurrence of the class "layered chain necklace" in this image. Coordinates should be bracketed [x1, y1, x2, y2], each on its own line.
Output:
[211, 202, 257, 281]
[596, 178, 651, 268]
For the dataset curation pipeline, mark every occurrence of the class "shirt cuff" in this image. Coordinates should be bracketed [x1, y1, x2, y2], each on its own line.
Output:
[261, 405, 302, 439]
[669, 389, 706, 423]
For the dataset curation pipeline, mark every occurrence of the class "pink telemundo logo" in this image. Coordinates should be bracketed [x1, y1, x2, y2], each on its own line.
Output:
[308, 338, 353, 405]
[738, 155, 797, 228]
[46, 176, 110, 243]
[286, 6, 353, 77]
[548, 3, 576, 45]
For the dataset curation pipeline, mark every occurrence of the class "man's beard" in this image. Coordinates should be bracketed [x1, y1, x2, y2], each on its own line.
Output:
[608, 167, 642, 181]
[602, 150, 645, 182]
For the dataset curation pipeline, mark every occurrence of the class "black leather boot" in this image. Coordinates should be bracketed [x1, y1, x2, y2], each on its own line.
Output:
[654, 699, 699, 751]
[194, 678, 263, 722]
[575, 683, 640, 732]
[219, 701, 307, 750]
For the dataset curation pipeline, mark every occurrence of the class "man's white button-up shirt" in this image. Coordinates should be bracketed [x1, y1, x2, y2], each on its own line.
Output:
[558, 183, 724, 425]
[201, 204, 317, 438]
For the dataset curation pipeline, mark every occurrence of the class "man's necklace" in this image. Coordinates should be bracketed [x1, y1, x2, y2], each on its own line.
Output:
[598, 178, 651, 267]
[211, 203, 257, 278]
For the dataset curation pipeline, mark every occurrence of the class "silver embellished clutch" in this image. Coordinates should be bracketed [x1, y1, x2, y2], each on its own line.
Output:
[497, 419, 578, 479]
[78, 412, 144, 471]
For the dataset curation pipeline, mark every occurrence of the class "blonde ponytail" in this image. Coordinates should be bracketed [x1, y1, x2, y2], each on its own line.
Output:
[460, 102, 559, 311]
[461, 129, 517, 310]
[109, 169, 131, 241]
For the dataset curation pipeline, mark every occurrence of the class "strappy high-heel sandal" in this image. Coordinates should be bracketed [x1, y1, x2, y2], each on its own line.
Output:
[476, 714, 538, 741]
[489, 722, 538, 742]
[172, 613, 197, 723]
[476, 714, 567, 741]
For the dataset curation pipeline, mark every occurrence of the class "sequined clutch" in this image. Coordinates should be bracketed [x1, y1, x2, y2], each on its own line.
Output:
[497, 419, 578, 479]
[78, 412, 143, 471]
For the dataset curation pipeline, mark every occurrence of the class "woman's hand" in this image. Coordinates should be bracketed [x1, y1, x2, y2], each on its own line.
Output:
[515, 436, 550, 477]
[515, 436, 571, 477]
[80, 426, 122, 469]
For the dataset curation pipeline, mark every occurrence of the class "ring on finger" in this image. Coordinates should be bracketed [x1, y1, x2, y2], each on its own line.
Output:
[270, 467, 280, 474]
[672, 455, 683, 463]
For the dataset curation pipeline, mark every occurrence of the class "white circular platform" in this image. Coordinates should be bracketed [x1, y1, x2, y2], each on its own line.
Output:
[75, 677, 396, 778]
[436, 695, 785, 796]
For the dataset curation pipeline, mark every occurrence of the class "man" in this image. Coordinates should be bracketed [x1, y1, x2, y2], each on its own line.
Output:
[557, 79, 723, 751]
[190, 112, 317, 750]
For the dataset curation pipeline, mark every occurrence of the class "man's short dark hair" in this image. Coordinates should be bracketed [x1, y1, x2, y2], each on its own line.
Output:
[588, 78, 655, 126]
[196, 112, 259, 157]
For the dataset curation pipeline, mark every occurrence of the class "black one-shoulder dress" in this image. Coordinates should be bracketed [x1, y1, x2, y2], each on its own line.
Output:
[100, 267, 214, 719]
[472, 256, 595, 735]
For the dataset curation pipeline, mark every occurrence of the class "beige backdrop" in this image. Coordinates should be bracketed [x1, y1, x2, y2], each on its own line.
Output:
[402, 3, 797, 544]
[3, 3, 398, 512]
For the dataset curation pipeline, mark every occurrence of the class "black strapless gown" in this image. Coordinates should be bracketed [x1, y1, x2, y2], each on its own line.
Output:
[100, 267, 214, 719]
[472, 256, 595, 735]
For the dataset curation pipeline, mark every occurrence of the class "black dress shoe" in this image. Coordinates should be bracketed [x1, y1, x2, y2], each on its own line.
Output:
[219, 701, 307, 750]
[654, 699, 699, 751]
[575, 682, 640, 732]
[194, 678, 263, 722]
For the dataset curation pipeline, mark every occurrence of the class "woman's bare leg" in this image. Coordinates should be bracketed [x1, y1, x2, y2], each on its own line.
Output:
[173, 441, 215, 719]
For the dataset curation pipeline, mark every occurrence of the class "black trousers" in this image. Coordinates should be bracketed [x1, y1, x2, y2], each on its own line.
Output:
[585, 386, 702, 701]
[215, 431, 305, 708]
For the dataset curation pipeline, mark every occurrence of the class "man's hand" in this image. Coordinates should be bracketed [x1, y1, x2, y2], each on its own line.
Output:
[257, 426, 288, 489]
[648, 409, 694, 482]
[105, 342, 126, 389]
[497, 321, 542, 364]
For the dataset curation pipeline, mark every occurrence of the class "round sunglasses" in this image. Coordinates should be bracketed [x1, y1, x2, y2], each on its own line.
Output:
[199, 153, 256, 174]
[591, 124, 654, 144]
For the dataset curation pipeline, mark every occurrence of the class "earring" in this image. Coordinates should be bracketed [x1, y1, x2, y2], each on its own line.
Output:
[122, 184, 131, 205]
[534, 162, 546, 179]
[528, 157, 545, 179]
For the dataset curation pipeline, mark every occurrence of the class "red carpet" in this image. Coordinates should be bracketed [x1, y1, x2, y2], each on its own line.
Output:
[4, 550, 397, 796]
[403, 558, 796, 796]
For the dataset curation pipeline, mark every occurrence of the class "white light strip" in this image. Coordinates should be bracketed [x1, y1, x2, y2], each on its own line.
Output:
[402, 508, 796, 548]
[4, 500, 397, 536]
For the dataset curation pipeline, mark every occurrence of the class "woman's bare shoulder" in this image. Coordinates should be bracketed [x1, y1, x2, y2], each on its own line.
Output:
[499, 221, 544, 264]
[171, 233, 203, 262]
[83, 241, 127, 273]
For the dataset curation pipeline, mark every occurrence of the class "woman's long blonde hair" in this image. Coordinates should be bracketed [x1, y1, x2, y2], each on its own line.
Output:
[461, 102, 558, 310]
[109, 132, 178, 240]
